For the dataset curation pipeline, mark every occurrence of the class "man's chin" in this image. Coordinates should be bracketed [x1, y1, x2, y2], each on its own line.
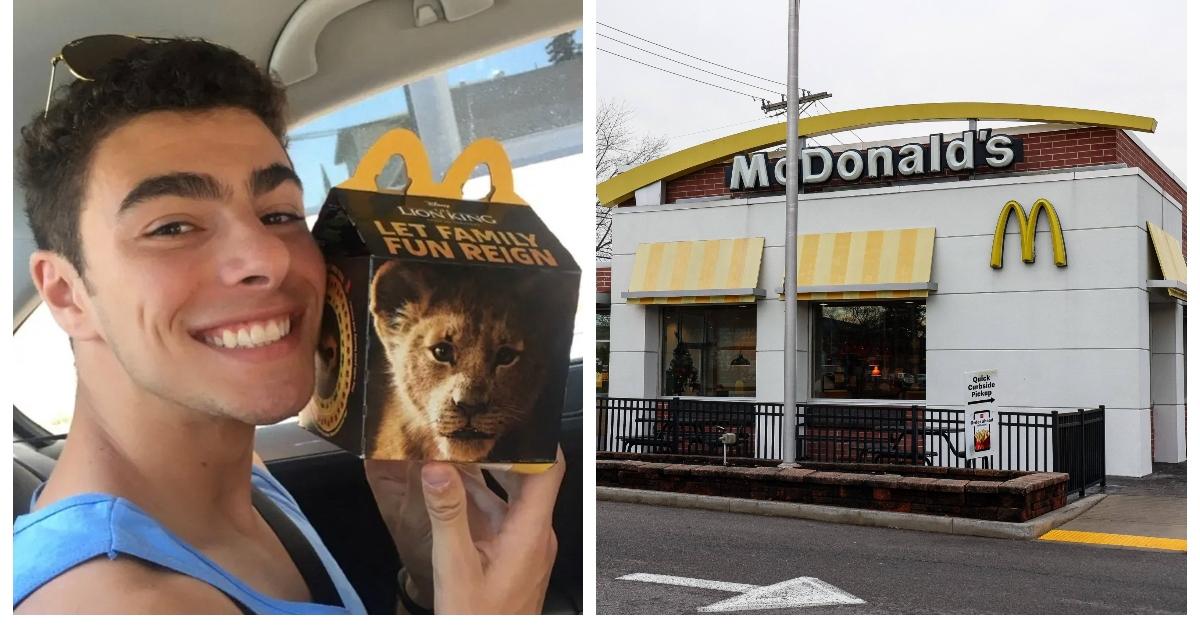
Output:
[200, 383, 314, 426]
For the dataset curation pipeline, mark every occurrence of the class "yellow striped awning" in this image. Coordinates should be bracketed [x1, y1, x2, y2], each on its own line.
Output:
[623, 237, 766, 305]
[1147, 221, 1186, 300]
[782, 227, 937, 301]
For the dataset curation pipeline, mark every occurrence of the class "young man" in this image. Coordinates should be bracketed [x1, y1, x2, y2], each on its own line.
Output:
[13, 38, 562, 614]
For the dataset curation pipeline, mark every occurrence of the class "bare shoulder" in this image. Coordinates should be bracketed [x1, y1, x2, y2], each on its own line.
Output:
[16, 555, 243, 614]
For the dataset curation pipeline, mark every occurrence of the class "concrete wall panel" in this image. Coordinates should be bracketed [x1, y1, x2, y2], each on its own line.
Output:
[1104, 408, 1152, 477]
[608, 350, 658, 398]
[927, 288, 1148, 350]
[1150, 353, 1185, 405]
[932, 228, 1144, 294]
[1152, 404, 1187, 463]
[925, 348, 1148, 410]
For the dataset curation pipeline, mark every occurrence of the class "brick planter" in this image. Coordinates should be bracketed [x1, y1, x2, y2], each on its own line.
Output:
[597, 452, 1068, 522]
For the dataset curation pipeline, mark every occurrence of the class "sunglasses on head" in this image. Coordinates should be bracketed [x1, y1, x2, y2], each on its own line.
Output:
[44, 34, 174, 117]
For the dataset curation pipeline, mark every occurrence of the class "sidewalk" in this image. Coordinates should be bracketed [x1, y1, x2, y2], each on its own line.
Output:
[1039, 462, 1187, 552]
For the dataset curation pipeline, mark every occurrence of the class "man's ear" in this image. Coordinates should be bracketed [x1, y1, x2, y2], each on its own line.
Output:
[30, 251, 101, 341]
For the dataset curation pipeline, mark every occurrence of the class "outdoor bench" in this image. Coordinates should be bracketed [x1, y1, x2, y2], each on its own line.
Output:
[619, 436, 677, 453]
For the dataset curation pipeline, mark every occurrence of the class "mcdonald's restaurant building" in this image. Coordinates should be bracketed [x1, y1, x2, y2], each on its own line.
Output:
[597, 105, 1186, 477]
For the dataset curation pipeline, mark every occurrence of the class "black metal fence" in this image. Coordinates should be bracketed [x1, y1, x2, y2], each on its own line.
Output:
[597, 397, 1106, 497]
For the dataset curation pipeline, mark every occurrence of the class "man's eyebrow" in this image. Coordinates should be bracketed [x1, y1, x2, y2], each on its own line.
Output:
[119, 172, 230, 213]
[250, 163, 303, 197]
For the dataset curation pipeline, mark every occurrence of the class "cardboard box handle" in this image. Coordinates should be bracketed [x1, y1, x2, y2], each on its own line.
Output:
[438, 137, 526, 205]
[339, 129, 526, 205]
[339, 128, 434, 194]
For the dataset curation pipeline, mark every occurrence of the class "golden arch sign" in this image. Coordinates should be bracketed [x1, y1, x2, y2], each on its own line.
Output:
[597, 102, 1156, 206]
[990, 198, 1067, 269]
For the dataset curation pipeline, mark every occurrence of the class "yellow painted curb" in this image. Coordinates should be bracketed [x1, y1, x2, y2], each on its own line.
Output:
[1039, 529, 1186, 552]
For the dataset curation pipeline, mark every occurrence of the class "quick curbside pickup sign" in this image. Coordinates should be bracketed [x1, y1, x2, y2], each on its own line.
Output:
[963, 369, 999, 461]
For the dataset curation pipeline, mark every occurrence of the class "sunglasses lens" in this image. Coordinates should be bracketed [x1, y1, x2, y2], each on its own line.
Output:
[61, 35, 147, 80]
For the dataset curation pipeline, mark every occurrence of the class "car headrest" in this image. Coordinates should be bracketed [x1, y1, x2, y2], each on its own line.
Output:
[14, 442, 58, 519]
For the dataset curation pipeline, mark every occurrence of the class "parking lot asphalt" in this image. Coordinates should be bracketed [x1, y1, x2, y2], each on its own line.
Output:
[598, 500, 1187, 614]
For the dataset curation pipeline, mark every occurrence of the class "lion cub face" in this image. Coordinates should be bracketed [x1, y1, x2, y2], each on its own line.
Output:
[370, 262, 541, 461]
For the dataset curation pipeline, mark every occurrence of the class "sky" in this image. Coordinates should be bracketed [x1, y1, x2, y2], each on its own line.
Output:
[596, 0, 1186, 182]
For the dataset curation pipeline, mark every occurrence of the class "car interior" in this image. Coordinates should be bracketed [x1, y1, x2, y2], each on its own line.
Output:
[12, 0, 583, 614]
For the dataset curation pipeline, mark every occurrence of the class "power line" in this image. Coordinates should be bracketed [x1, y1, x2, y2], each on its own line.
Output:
[803, 108, 843, 145]
[598, 21, 786, 88]
[598, 48, 761, 99]
[672, 116, 772, 139]
[598, 33, 777, 95]
[818, 100, 866, 144]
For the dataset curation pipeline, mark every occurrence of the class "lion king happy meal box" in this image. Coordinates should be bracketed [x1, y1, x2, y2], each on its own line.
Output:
[299, 129, 579, 466]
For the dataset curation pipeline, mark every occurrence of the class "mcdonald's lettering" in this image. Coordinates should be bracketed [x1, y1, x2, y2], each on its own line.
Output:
[990, 198, 1067, 269]
[726, 129, 1023, 190]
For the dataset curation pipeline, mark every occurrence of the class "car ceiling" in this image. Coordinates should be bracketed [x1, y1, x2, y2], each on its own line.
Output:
[11, 0, 580, 326]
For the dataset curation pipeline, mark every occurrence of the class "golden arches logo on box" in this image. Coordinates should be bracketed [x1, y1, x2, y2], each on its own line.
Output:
[309, 265, 355, 436]
[990, 198, 1067, 269]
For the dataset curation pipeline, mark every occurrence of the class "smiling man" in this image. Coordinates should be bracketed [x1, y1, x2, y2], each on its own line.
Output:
[13, 38, 562, 614]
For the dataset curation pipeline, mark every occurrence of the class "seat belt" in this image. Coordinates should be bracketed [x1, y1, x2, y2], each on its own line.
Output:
[250, 487, 343, 608]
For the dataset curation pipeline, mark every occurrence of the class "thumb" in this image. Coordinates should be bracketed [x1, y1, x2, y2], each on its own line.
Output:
[421, 463, 483, 589]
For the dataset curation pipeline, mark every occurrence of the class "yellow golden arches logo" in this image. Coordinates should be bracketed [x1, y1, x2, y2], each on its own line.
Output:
[990, 198, 1067, 269]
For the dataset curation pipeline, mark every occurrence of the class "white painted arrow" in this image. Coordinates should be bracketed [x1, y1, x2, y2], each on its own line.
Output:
[698, 577, 864, 613]
[617, 572, 865, 613]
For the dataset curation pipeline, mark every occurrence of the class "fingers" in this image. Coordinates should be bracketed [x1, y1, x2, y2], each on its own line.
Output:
[457, 465, 508, 540]
[489, 446, 566, 502]
[363, 459, 424, 533]
[363, 459, 413, 493]
[421, 463, 484, 597]
[494, 447, 566, 536]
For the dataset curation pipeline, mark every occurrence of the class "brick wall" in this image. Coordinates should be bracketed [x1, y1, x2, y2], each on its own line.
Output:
[662, 127, 1185, 254]
[597, 266, 611, 294]
[665, 167, 729, 203]
[597, 457, 1069, 522]
[1115, 131, 1188, 255]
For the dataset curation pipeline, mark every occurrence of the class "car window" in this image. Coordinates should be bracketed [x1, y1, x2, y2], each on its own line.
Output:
[287, 29, 582, 212]
[13, 30, 583, 436]
[11, 305, 77, 436]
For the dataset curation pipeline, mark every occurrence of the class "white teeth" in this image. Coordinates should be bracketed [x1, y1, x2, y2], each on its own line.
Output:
[203, 316, 292, 349]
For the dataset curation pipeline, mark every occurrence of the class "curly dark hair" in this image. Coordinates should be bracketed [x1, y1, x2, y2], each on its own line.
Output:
[17, 38, 290, 275]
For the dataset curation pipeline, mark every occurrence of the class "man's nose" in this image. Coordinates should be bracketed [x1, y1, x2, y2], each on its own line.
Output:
[216, 217, 292, 289]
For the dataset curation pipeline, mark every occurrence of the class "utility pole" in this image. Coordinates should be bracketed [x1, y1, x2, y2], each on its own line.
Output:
[781, 0, 800, 467]
[760, 90, 830, 117]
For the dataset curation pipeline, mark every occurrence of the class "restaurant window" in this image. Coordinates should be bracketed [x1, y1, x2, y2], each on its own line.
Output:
[597, 308, 610, 395]
[661, 305, 756, 397]
[812, 301, 926, 400]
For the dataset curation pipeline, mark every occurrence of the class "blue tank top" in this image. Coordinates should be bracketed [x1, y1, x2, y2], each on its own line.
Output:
[13, 466, 367, 614]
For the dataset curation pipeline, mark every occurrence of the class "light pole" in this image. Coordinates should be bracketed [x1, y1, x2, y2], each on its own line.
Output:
[780, 0, 800, 467]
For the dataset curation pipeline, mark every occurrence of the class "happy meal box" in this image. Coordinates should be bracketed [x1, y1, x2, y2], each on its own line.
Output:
[300, 129, 579, 466]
